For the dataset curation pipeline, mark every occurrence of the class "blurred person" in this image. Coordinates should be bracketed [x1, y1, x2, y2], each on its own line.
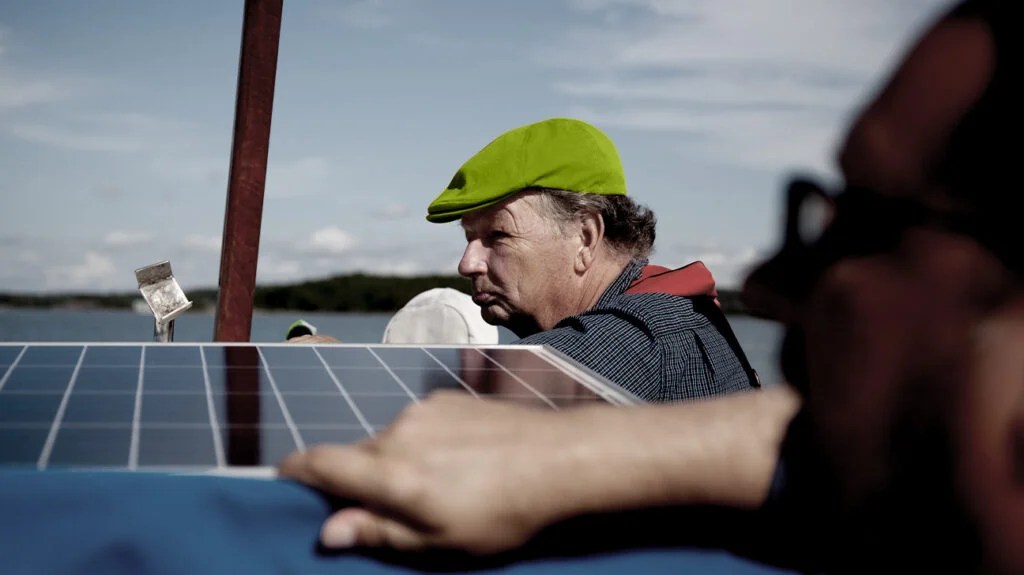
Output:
[287, 288, 499, 346]
[381, 287, 499, 345]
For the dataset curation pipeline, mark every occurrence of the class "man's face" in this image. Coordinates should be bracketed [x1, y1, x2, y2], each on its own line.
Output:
[457, 193, 581, 338]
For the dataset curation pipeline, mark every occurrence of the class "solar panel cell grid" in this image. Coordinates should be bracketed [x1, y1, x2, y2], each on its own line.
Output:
[0, 343, 637, 473]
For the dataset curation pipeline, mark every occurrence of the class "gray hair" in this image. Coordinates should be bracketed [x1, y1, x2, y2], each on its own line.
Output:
[529, 188, 656, 260]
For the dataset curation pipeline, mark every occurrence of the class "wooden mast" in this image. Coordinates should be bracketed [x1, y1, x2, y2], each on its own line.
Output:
[214, 0, 283, 342]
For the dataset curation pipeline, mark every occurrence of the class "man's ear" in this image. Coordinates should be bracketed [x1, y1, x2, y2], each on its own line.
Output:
[575, 211, 604, 273]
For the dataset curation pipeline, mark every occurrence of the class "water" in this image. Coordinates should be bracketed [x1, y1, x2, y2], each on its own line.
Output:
[726, 315, 785, 386]
[0, 308, 433, 345]
[0, 307, 785, 385]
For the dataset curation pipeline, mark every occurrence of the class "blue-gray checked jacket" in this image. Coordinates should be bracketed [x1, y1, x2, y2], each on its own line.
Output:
[517, 259, 756, 402]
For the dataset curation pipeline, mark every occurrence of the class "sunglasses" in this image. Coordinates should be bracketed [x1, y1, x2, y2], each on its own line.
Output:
[746, 176, 985, 307]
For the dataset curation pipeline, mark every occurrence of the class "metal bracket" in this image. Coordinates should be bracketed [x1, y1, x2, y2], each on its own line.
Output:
[134, 261, 193, 342]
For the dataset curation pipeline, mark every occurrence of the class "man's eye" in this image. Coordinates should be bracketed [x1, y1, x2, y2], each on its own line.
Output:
[488, 231, 510, 241]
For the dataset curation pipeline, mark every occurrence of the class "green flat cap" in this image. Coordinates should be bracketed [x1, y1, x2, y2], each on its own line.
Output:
[426, 118, 627, 223]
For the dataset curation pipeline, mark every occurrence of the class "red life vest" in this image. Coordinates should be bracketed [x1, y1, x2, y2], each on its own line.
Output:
[626, 262, 760, 388]
[625, 262, 720, 306]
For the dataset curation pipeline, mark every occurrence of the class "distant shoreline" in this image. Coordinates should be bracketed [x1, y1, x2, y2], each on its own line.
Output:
[0, 305, 395, 316]
[0, 273, 753, 315]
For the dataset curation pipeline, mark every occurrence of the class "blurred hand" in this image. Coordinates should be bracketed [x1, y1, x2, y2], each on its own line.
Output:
[286, 334, 341, 344]
[278, 386, 796, 554]
[278, 390, 599, 554]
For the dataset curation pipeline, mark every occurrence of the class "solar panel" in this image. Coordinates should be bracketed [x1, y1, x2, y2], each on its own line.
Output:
[0, 343, 639, 475]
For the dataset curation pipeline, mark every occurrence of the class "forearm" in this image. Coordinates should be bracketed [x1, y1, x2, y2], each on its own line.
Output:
[542, 386, 802, 522]
[278, 387, 802, 553]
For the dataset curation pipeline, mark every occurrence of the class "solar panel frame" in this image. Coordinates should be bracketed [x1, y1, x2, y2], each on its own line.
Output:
[0, 343, 640, 477]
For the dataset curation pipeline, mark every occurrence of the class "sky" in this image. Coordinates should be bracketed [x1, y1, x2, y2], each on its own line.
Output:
[0, 0, 949, 294]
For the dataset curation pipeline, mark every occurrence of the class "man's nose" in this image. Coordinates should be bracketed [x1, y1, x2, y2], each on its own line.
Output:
[457, 240, 486, 277]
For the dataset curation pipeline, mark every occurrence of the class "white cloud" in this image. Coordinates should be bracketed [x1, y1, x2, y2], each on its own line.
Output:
[45, 251, 117, 290]
[8, 122, 141, 152]
[0, 70, 69, 109]
[656, 242, 766, 289]
[304, 226, 356, 255]
[255, 258, 304, 284]
[246, 231, 462, 283]
[560, 0, 940, 73]
[341, 258, 441, 276]
[8, 112, 195, 153]
[552, 74, 850, 111]
[567, 103, 835, 172]
[547, 0, 947, 174]
[182, 234, 222, 253]
[104, 231, 154, 247]
[0, 230, 461, 293]
[0, 29, 75, 109]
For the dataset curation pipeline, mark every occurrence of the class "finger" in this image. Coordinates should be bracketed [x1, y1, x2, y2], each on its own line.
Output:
[277, 444, 386, 504]
[321, 507, 430, 551]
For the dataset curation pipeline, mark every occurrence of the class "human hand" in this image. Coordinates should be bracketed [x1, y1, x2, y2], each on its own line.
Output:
[277, 386, 796, 555]
[277, 391, 616, 554]
[286, 334, 341, 344]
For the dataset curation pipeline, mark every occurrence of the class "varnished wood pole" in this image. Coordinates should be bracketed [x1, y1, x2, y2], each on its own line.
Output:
[214, 0, 283, 342]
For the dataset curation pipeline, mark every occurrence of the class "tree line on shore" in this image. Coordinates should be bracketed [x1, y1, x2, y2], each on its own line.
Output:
[0, 273, 751, 315]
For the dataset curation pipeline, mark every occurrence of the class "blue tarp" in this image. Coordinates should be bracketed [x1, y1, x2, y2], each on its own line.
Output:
[0, 470, 795, 575]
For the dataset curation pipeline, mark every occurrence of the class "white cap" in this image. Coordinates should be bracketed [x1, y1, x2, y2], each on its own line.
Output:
[382, 287, 499, 345]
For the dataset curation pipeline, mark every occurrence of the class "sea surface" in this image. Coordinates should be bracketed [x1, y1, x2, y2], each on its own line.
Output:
[0, 307, 786, 385]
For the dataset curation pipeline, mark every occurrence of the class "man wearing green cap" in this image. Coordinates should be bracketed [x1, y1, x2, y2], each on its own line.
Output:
[427, 117, 759, 402]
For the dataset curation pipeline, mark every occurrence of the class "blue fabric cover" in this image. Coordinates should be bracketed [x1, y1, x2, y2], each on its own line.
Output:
[0, 469, 794, 575]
